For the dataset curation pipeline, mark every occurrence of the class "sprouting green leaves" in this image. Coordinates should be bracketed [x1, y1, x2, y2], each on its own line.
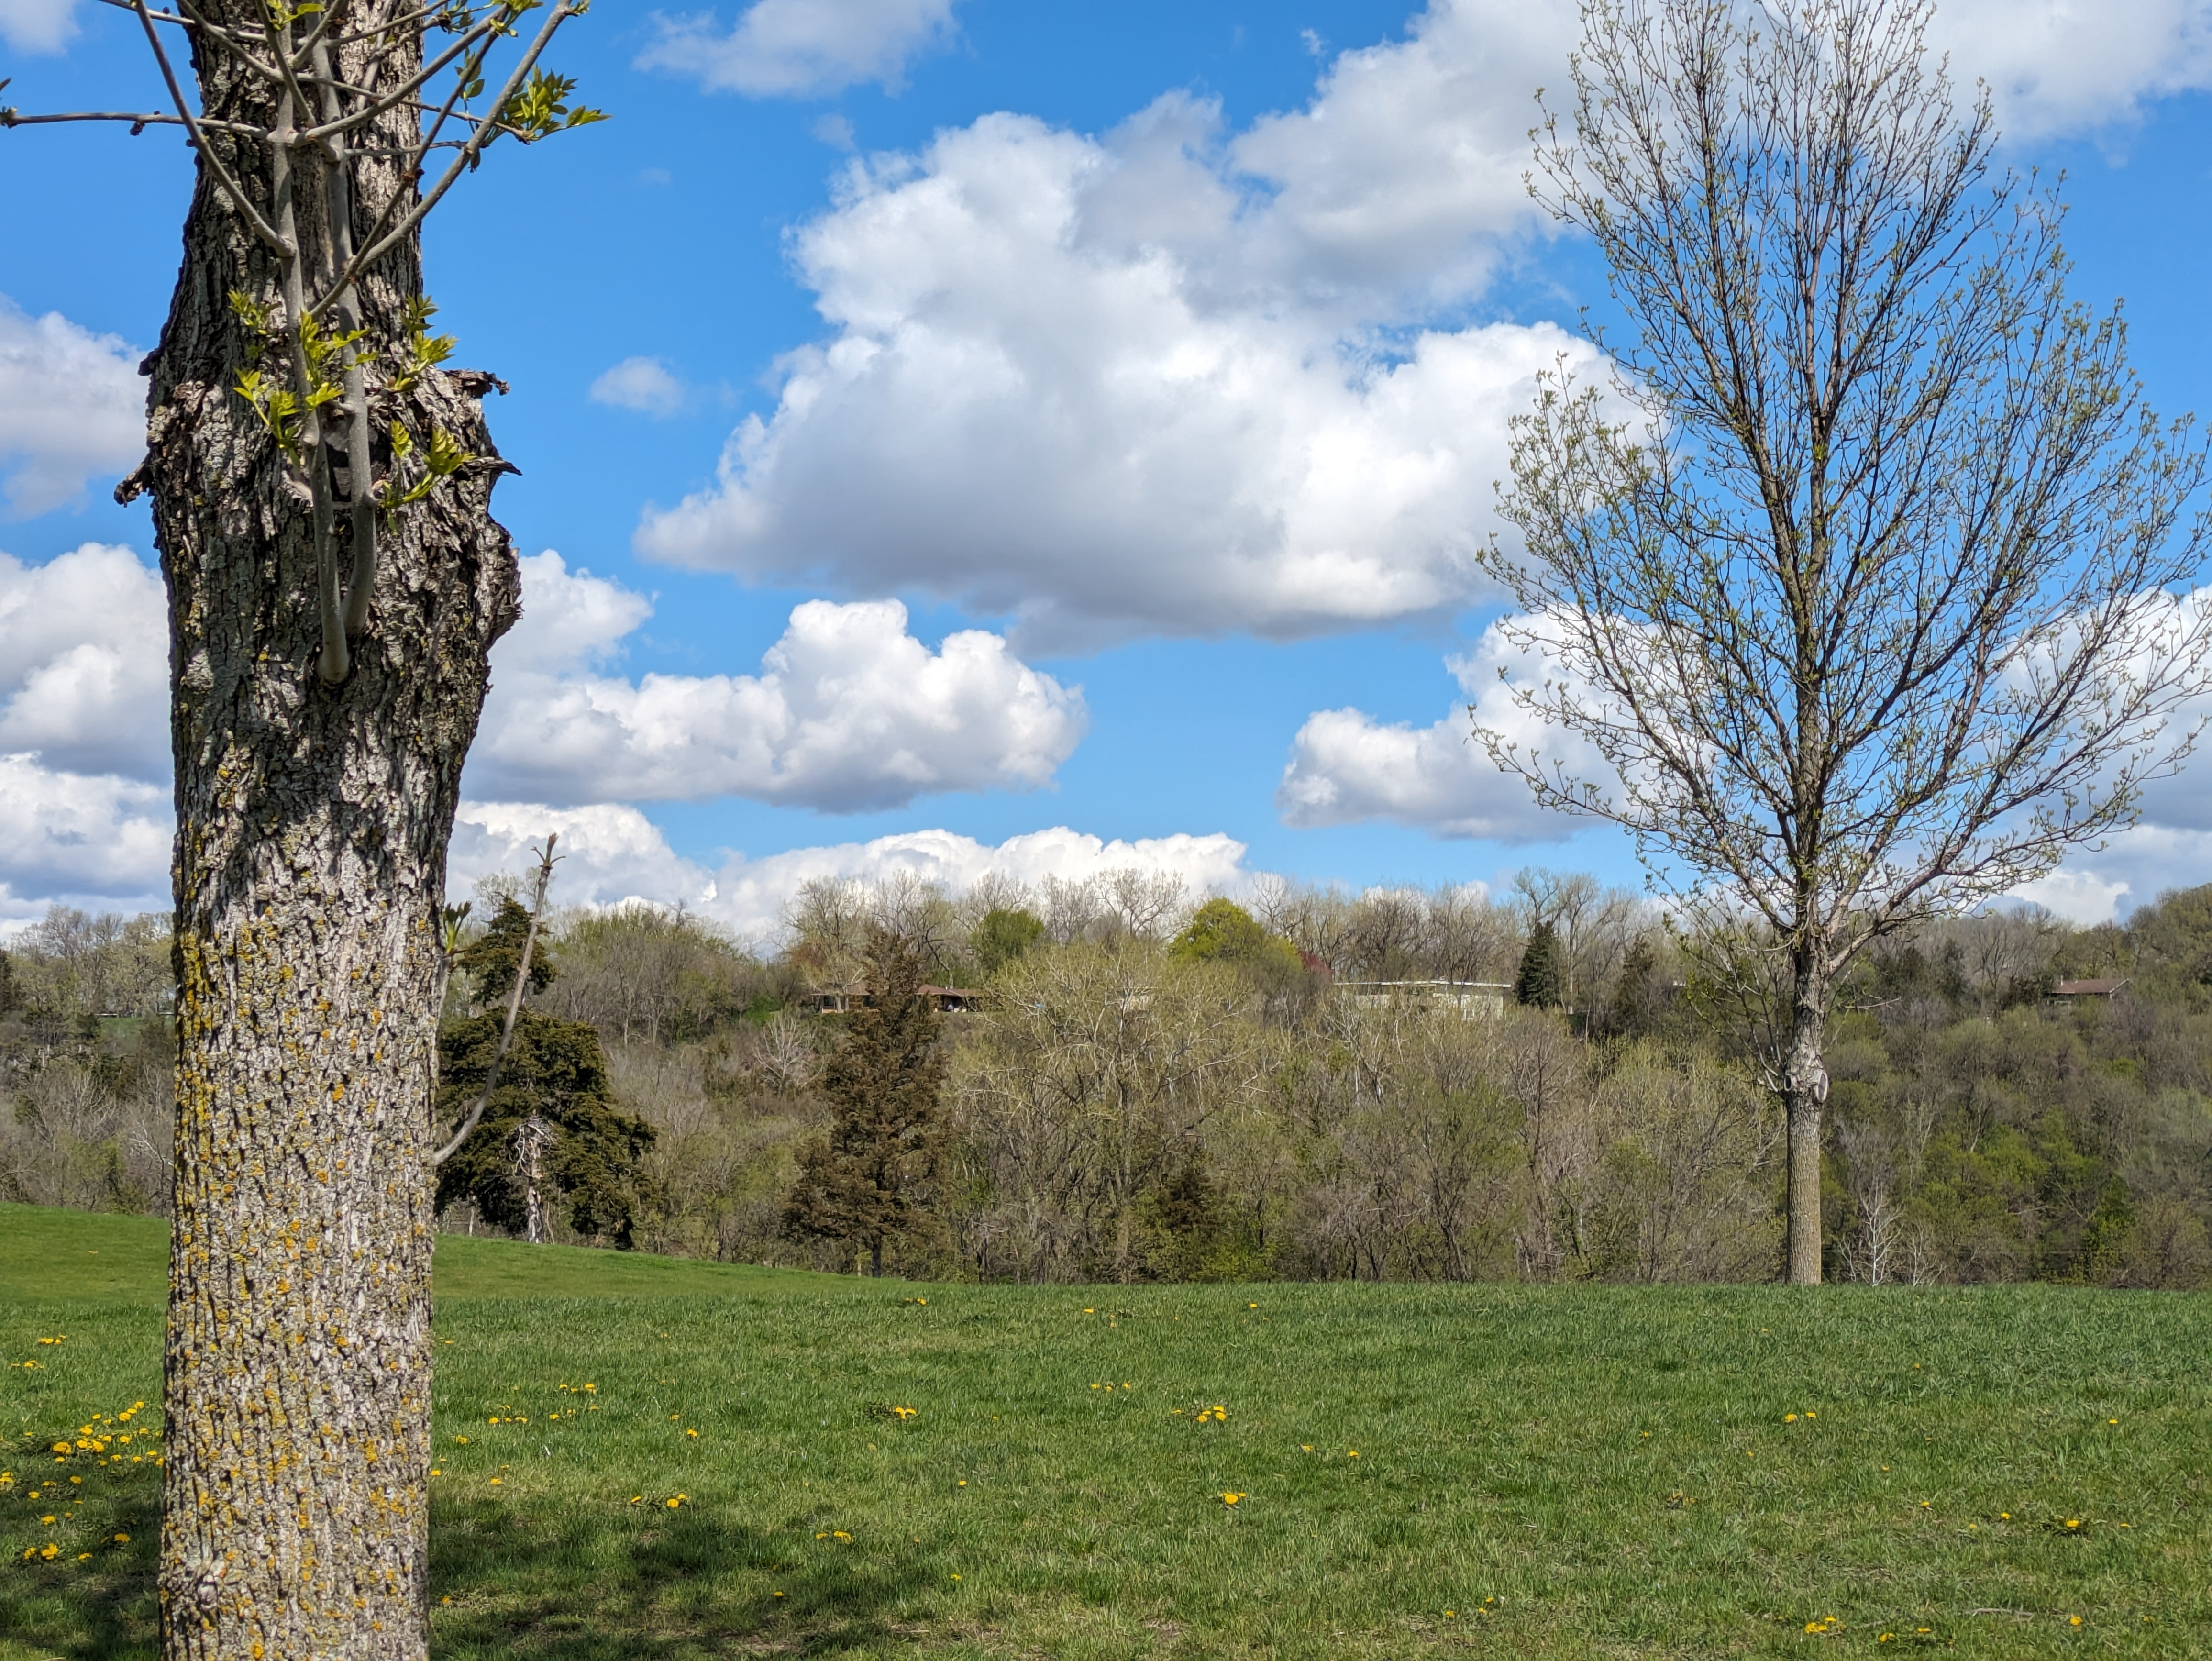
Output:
[486, 0, 546, 39]
[228, 288, 274, 363]
[263, 0, 323, 29]
[231, 295, 366, 449]
[383, 422, 473, 510]
[233, 368, 302, 448]
[499, 68, 607, 144]
[389, 297, 458, 394]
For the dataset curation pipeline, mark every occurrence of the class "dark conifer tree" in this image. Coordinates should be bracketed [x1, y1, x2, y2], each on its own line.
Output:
[783, 927, 947, 1275]
[456, 895, 558, 1007]
[1515, 920, 1564, 1009]
[436, 912, 655, 1245]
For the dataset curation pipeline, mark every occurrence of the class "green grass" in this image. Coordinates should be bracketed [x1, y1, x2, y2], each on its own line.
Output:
[2, 1204, 2208, 1658]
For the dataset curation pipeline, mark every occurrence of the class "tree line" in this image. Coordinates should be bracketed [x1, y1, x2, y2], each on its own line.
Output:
[9, 870, 2208, 1289]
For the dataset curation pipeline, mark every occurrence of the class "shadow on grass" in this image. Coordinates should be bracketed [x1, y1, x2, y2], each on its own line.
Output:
[429, 1495, 950, 1660]
[0, 1493, 160, 1661]
[4, 1497, 943, 1661]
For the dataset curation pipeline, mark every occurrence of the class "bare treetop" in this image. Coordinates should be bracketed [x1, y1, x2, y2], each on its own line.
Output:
[1479, 0, 2212, 1280]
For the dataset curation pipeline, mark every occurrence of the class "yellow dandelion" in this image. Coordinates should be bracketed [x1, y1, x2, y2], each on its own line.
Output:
[1221, 1492, 1245, 1506]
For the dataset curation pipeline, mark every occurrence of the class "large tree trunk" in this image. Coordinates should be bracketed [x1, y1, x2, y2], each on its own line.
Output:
[1782, 961, 1830, 1285]
[142, 11, 520, 1657]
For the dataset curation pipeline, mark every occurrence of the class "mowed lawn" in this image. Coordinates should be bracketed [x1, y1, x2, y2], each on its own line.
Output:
[2, 1205, 2207, 1658]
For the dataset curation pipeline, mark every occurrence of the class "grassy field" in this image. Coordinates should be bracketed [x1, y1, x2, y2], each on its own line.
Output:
[2, 1204, 2207, 1658]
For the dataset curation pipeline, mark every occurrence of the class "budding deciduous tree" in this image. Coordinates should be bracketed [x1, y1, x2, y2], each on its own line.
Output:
[6, 5, 600, 1653]
[1479, 0, 2212, 1283]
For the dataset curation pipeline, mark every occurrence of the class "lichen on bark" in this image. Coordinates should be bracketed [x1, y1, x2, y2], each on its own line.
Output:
[138, 6, 522, 1654]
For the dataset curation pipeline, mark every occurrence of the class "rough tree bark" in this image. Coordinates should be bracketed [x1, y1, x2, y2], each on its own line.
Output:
[134, 6, 520, 1654]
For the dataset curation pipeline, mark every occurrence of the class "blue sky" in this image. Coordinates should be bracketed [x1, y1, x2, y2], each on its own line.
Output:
[6, 0, 2212, 935]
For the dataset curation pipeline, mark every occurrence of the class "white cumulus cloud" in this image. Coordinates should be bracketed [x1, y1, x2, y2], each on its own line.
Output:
[0, 297, 143, 516]
[1278, 614, 1612, 840]
[1928, 0, 2212, 137]
[0, 754, 170, 906]
[469, 552, 1086, 810]
[0, 542, 172, 916]
[449, 806, 1255, 941]
[0, 543, 170, 781]
[589, 356, 688, 417]
[636, 90, 1595, 645]
[638, 0, 958, 97]
[0, 0, 78, 52]
[634, 0, 2212, 649]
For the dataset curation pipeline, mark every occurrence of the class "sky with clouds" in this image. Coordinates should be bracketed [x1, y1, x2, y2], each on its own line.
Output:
[6, 0, 2212, 938]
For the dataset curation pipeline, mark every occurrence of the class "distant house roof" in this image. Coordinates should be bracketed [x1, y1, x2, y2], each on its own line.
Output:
[809, 982, 983, 1013]
[2049, 977, 2129, 998]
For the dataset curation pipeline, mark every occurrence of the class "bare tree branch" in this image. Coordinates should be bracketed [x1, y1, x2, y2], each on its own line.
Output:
[1478, 0, 2212, 1282]
[128, 0, 289, 253]
[433, 833, 560, 1168]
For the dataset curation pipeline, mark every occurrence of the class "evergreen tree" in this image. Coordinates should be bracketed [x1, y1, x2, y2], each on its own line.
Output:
[1515, 920, 1564, 1009]
[457, 895, 559, 1007]
[784, 927, 947, 1275]
[435, 1009, 657, 1246]
[1597, 933, 1668, 1040]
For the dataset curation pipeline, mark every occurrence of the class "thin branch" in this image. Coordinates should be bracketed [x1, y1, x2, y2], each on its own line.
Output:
[129, 0, 289, 254]
[257, 5, 322, 127]
[298, 16, 502, 144]
[0, 110, 265, 136]
[325, 0, 455, 48]
[310, 15, 510, 313]
[308, 29, 381, 647]
[89, 0, 195, 23]
[321, 0, 578, 310]
[432, 833, 560, 1168]
[170, 0, 287, 84]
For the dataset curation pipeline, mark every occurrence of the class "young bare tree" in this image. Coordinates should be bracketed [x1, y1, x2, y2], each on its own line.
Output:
[6, 7, 599, 1653]
[1479, 0, 2212, 1282]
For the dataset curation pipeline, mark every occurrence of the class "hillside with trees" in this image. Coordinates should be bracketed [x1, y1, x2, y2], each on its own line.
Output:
[6, 869, 2208, 1289]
